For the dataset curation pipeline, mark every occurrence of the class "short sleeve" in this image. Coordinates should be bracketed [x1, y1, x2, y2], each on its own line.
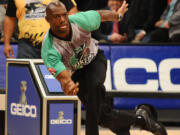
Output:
[46, 50, 66, 77]
[6, 0, 16, 17]
[41, 35, 66, 77]
[69, 10, 101, 32]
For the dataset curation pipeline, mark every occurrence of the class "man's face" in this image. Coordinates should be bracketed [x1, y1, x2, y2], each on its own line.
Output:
[46, 5, 69, 34]
[108, 0, 124, 11]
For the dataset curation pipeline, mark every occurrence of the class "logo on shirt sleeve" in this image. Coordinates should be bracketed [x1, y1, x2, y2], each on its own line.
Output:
[48, 67, 56, 76]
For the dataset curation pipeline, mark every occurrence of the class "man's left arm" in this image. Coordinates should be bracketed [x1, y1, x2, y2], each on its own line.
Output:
[69, 1, 128, 32]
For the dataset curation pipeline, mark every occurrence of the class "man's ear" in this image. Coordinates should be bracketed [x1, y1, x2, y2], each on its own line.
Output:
[45, 16, 49, 22]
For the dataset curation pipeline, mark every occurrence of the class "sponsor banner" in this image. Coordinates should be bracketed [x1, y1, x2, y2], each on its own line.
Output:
[7, 65, 41, 135]
[49, 103, 74, 135]
[110, 45, 180, 92]
[109, 45, 180, 109]
[2, 44, 180, 92]
[38, 65, 63, 93]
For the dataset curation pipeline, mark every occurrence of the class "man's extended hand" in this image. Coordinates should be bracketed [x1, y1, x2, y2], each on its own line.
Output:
[64, 80, 79, 95]
[56, 70, 79, 95]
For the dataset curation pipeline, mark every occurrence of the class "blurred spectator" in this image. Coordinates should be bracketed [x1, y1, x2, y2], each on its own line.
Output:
[128, 0, 165, 43]
[142, 0, 179, 43]
[93, 0, 166, 44]
[169, 0, 180, 42]
[74, 0, 107, 11]
[92, 0, 128, 44]
[3, 0, 78, 58]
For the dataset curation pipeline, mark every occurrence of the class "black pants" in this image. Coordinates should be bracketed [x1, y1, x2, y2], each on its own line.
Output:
[72, 50, 136, 135]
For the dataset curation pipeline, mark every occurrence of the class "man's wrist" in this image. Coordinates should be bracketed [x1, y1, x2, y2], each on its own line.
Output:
[118, 14, 123, 21]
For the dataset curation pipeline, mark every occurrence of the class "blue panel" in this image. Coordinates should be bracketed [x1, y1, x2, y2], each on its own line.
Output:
[49, 103, 74, 135]
[38, 65, 63, 93]
[7, 65, 41, 135]
[0, 44, 17, 89]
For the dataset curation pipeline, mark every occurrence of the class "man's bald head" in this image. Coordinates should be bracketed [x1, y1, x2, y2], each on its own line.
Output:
[45, 1, 70, 38]
[46, 1, 67, 17]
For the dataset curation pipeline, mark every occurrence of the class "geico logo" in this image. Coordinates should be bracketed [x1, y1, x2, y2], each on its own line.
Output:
[50, 119, 72, 124]
[44, 75, 54, 79]
[113, 58, 180, 91]
[10, 103, 37, 118]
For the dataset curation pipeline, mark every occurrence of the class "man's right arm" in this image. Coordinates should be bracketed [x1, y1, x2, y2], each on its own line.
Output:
[41, 41, 79, 96]
[3, 16, 16, 58]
